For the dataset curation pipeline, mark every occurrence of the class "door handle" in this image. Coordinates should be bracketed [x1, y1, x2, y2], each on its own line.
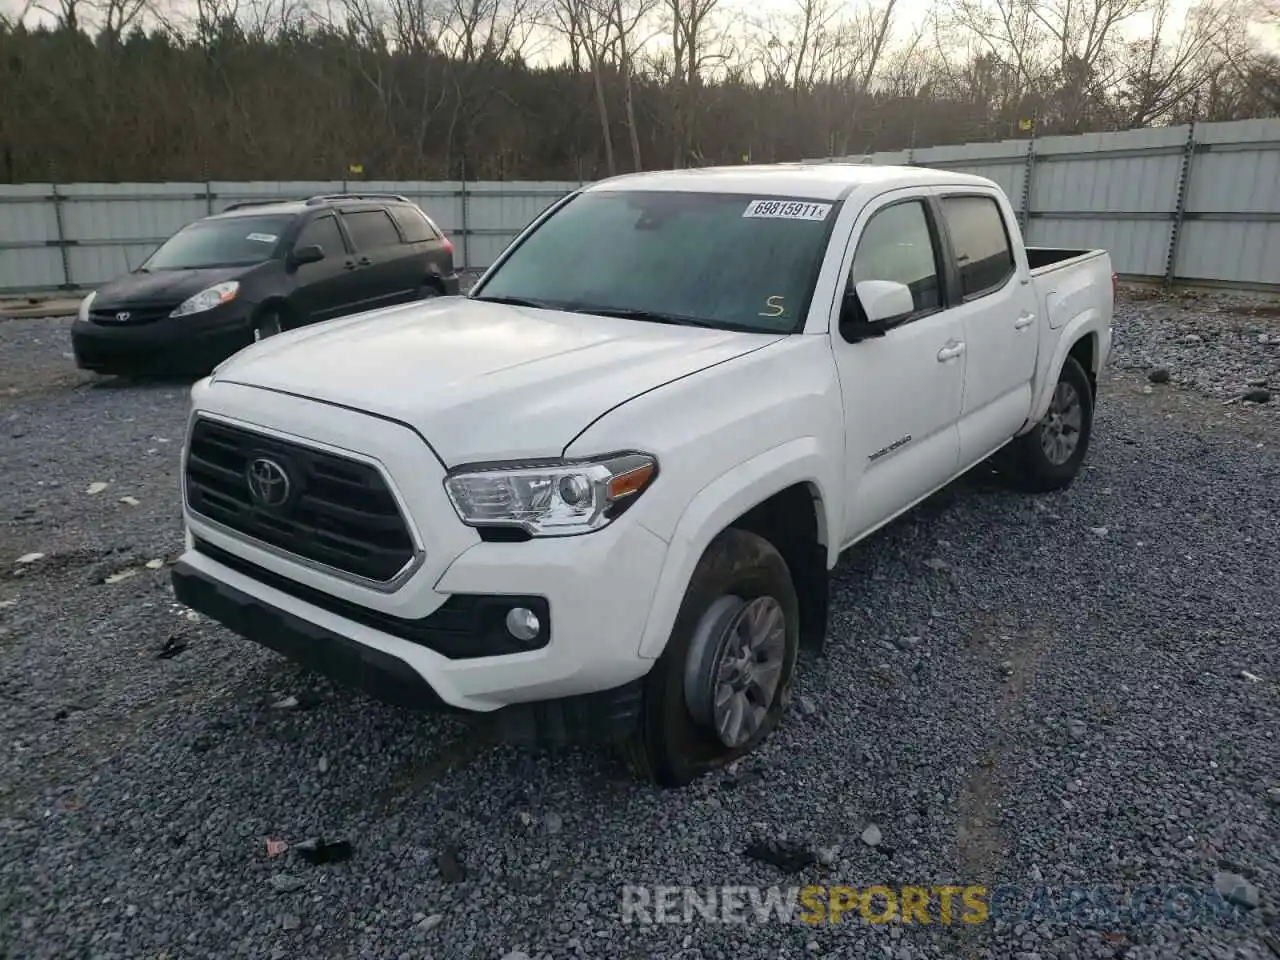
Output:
[937, 342, 966, 362]
[1014, 312, 1036, 330]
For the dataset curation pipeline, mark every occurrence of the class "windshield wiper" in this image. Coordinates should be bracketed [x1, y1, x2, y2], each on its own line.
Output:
[470, 294, 557, 309]
[565, 305, 720, 328]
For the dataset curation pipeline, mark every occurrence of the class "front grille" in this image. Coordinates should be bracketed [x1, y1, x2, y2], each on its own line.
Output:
[184, 418, 417, 584]
[90, 305, 178, 326]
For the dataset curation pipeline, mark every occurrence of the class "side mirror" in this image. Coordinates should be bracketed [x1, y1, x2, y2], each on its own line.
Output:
[290, 244, 325, 267]
[839, 280, 914, 342]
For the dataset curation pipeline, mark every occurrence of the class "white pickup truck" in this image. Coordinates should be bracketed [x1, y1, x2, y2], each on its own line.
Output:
[172, 164, 1113, 785]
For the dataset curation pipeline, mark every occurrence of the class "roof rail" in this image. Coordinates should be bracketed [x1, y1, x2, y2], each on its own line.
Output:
[304, 192, 412, 205]
[221, 198, 300, 211]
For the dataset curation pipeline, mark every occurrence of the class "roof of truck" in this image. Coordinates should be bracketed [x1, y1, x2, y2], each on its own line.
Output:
[585, 163, 995, 201]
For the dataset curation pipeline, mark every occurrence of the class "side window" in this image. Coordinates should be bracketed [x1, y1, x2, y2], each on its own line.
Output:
[388, 204, 438, 243]
[295, 215, 346, 256]
[341, 209, 403, 250]
[940, 195, 1015, 298]
[850, 200, 942, 314]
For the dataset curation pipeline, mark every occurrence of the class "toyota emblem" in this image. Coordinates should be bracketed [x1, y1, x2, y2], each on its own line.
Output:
[115, 311, 131, 322]
[245, 457, 291, 508]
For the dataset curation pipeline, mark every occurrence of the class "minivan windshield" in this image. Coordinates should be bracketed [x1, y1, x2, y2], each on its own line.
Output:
[141, 215, 293, 270]
[473, 191, 839, 333]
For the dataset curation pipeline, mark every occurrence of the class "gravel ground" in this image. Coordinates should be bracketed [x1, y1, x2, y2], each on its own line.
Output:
[1, 290, 1277, 960]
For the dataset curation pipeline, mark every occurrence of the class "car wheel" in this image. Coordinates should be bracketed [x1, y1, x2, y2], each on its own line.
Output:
[252, 310, 282, 342]
[622, 528, 800, 787]
[1001, 355, 1094, 493]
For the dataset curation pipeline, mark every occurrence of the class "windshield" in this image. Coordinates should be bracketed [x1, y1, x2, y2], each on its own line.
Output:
[141, 215, 292, 270]
[473, 191, 839, 333]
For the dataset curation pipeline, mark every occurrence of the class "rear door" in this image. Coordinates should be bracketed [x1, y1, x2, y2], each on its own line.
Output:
[338, 207, 421, 310]
[289, 213, 362, 323]
[934, 190, 1040, 467]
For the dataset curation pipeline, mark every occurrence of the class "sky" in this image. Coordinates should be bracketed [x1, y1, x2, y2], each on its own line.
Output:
[2, 0, 1273, 57]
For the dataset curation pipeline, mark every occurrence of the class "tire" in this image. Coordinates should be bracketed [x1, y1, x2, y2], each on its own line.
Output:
[1001, 355, 1094, 493]
[622, 528, 800, 787]
[252, 309, 282, 342]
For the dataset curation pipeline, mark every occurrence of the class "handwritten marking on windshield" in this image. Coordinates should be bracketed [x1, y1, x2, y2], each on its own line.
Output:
[759, 295, 787, 318]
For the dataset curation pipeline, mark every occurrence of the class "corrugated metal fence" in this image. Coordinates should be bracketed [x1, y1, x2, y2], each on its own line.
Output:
[806, 117, 1280, 291]
[0, 180, 580, 296]
[1, 117, 1278, 296]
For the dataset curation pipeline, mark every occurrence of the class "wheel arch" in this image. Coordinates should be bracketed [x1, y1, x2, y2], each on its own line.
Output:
[637, 439, 835, 660]
[1020, 314, 1103, 434]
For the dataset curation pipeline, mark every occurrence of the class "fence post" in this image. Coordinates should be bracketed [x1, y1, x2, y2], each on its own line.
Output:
[49, 164, 73, 291]
[1164, 122, 1197, 288]
[1020, 137, 1036, 238]
[460, 160, 470, 271]
[205, 180, 213, 216]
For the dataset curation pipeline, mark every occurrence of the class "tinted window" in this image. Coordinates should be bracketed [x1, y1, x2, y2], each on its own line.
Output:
[850, 201, 941, 313]
[388, 204, 438, 243]
[941, 196, 1015, 297]
[475, 191, 835, 333]
[295, 215, 346, 256]
[141, 215, 292, 270]
[342, 210, 402, 250]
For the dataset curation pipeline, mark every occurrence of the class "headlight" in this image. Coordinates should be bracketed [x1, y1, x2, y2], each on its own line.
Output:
[78, 290, 96, 322]
[170, 281, 239, 318]
[444, 453, 658, 536]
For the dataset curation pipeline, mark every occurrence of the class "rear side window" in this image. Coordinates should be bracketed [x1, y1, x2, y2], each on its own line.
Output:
[341, 209, 403, 250]
[941, 196, 1015, 298]
[388, 204, 439, 243]
[295, 215, 346, 256]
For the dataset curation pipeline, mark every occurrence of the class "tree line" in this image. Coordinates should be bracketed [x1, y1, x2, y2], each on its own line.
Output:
[1, 0, 1278, 183]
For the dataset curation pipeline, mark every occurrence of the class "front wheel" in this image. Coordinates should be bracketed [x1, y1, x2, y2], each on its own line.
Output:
[1000, 355, 1094, 492]
[622, 528, 800, 787]
[251, 309, 282, 342]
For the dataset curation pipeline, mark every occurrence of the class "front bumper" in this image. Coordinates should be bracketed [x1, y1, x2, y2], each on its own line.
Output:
[71, 303, 254, 375]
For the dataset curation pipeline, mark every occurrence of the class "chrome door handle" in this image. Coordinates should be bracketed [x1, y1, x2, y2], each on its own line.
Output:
[937, 342, 966, 362]
[1015, 313, 1036, 330]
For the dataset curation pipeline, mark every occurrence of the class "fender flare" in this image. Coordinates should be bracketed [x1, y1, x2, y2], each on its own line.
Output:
[636, 437, 836, 660]
[1017, 310, 1103, 435]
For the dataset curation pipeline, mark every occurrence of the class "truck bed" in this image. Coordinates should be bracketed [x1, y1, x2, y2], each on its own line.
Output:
[1026, 246, 1107, 276]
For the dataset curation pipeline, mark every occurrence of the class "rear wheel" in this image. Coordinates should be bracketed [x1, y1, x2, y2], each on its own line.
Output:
[623, 528, 800, 787]
[1000, 355, 1094, 492]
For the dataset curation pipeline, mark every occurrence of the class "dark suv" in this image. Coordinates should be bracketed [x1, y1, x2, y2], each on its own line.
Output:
[70, 193, 461, 376]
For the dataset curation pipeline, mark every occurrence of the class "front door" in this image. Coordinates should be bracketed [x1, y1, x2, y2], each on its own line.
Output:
[831, 193, 966, 547]
[290, 213, 362, 323]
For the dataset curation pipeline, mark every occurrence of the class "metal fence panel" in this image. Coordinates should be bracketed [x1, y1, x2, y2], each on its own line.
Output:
[3, 123, 1280, 295]
[0, 180, 581, 295]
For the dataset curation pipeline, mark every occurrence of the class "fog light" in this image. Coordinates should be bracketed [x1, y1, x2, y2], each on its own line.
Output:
[505, 606, 541, 642]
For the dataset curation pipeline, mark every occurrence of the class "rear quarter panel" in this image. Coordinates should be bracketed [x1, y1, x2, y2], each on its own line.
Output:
[1022, 251, 1114, 430]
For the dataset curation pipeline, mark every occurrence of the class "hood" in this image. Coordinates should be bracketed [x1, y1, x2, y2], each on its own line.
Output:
[92, 266, 252, 310]
[213, 297, 783, 465]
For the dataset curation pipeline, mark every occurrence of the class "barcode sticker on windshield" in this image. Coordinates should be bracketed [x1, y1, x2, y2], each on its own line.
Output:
[246, 232, 278, 243]
[743, 200, 832, 221]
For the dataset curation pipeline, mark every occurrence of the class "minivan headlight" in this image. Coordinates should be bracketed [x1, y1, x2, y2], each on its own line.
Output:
[444, 453, 658, 536]
[171, 281, 239, 318]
